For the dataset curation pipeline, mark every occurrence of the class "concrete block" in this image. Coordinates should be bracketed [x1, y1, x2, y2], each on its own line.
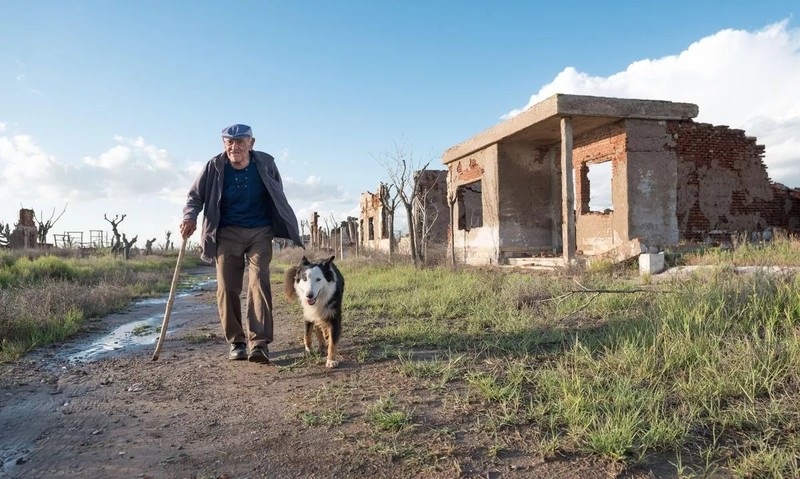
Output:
[639, 252, 665, 275]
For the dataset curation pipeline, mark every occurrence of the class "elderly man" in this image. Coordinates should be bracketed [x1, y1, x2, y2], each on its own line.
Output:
[181, 124, 302, 363]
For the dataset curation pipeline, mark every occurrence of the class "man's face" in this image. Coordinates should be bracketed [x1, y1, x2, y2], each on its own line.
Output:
[223, 137, 254, 164]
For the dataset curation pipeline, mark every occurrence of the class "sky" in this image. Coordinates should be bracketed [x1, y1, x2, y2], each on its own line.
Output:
[1, 1, 799, 248]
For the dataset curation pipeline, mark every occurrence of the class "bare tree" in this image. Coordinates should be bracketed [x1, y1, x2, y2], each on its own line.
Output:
[346, 216, 359, 257]
[373, 141, 432, 266]
[121, 234, 138, 260]
[34, 204, 68, 246]
[163, 230, 173, 252]
[413, 179, 442, 266]
[145, 238, 157, 255]
[300, 219, 310, 248]
[323, 213, 339, 253]
[447, 189, 458, 268]
[104, 214, 126, 256]
[376, 182, 400, 260]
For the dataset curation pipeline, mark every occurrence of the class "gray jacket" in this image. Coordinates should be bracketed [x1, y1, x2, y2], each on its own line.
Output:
[183, 150, 303, 263]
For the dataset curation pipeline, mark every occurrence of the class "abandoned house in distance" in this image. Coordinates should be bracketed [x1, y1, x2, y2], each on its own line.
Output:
[443, 93, 800, 266]
[359, 170, 448, 254]
[359, 184, 392, 252]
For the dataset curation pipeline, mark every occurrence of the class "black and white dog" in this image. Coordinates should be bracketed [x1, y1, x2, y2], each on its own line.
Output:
[284, 256, 344, 368]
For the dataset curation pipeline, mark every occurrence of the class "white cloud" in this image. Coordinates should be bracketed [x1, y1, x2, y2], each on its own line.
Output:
[0, 133, 79, 201]
[282, 175, 350, 203]
[0, 122, 6, 132]
[75, 136, 189, 198]
[0, 132, 194, 242]
[505, 19, 800, 188]
[305, 175, 321, 186]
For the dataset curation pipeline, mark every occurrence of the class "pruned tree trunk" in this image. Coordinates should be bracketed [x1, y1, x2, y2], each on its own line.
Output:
[122, 234, 138, 260]
[104, 214, 126, 257]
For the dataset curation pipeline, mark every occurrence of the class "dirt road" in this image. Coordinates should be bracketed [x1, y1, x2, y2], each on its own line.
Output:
[0, 266, 659, 479]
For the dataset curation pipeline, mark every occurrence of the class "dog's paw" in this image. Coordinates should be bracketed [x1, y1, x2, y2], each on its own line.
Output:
[325, 359, 339, 368]
[304, 347, 313, 358]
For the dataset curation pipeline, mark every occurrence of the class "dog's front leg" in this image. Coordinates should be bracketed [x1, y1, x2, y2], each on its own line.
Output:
[303, 321, 315, 357]
[315, 327, 326, 357]
[326, 336, 339, 369]
[322, 327, 338, 368]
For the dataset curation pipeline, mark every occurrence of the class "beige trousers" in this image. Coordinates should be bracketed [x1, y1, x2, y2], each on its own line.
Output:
[215, 226, 274, 348]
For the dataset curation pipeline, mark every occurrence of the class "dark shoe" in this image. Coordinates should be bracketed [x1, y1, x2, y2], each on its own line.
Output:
[248, 346, 270, 364]
[228, 343, 247, 361]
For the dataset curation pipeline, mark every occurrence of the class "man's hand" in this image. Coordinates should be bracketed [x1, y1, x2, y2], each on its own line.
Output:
[180, 219, 197, 239]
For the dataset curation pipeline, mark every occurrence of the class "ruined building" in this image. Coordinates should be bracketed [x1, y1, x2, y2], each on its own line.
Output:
[359, 184, 393, 252]
[359, 171, 450, 254]
[9, 208, 38, 249]
[443, 93, 800, 266]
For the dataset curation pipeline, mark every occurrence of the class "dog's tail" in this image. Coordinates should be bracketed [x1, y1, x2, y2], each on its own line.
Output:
[283, 266, 298, 300]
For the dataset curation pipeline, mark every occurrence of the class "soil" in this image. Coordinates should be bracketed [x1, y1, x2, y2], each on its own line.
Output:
[0, 265, 677, 479]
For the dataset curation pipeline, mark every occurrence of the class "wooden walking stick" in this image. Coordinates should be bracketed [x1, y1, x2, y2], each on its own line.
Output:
[152, 237, 187, 361]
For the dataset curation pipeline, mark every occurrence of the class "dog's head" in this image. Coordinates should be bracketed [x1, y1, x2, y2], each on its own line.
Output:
[290, 256, 336, 306]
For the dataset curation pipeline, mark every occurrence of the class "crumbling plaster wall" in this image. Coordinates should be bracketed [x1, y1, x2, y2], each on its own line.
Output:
[625, 119, 680, 248]
[448, 144, 500, 264]
[496, 141, 555, 255]
[668, 121, 778, 240]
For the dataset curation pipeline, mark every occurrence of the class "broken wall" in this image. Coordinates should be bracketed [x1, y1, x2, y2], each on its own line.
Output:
[448, 144, 500, 264]
[359, 187, 392, 252]
[668, 122, 782, 241]
[9, 208, 37, 249]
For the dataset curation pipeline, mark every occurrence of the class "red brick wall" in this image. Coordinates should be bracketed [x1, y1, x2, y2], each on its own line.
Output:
[668, 121, 799, 241]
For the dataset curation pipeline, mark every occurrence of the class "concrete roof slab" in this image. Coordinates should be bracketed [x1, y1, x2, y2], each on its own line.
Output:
[443, 94, 699, 164]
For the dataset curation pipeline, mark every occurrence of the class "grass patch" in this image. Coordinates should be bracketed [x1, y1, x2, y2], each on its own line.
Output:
[293, 237, 800, 474]
[131, 324, 153, 336]
[367, 396, 413, 432]
[0, 250, 204, 362]
[7, 239, 800, 474]
[291, 383, 351, 429]
[394, 351, 464, 389]
[180, 332, 217, 344]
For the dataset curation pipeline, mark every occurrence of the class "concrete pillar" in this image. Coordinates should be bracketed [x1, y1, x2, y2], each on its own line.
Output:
[560, 117, 576, 263]
[548, 147, 561, 252]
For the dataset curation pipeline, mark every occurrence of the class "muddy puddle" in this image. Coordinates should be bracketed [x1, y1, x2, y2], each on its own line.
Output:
[63, 270, 217, 364]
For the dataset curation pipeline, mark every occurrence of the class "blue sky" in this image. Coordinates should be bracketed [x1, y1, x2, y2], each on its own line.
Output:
[1, 1, 798, 247]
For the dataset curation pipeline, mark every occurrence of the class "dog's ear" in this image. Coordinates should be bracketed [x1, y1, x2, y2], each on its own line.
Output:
[301, 256, 311, 266]
[323, 256, 335, 265]
[283, 266, 299, 300]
